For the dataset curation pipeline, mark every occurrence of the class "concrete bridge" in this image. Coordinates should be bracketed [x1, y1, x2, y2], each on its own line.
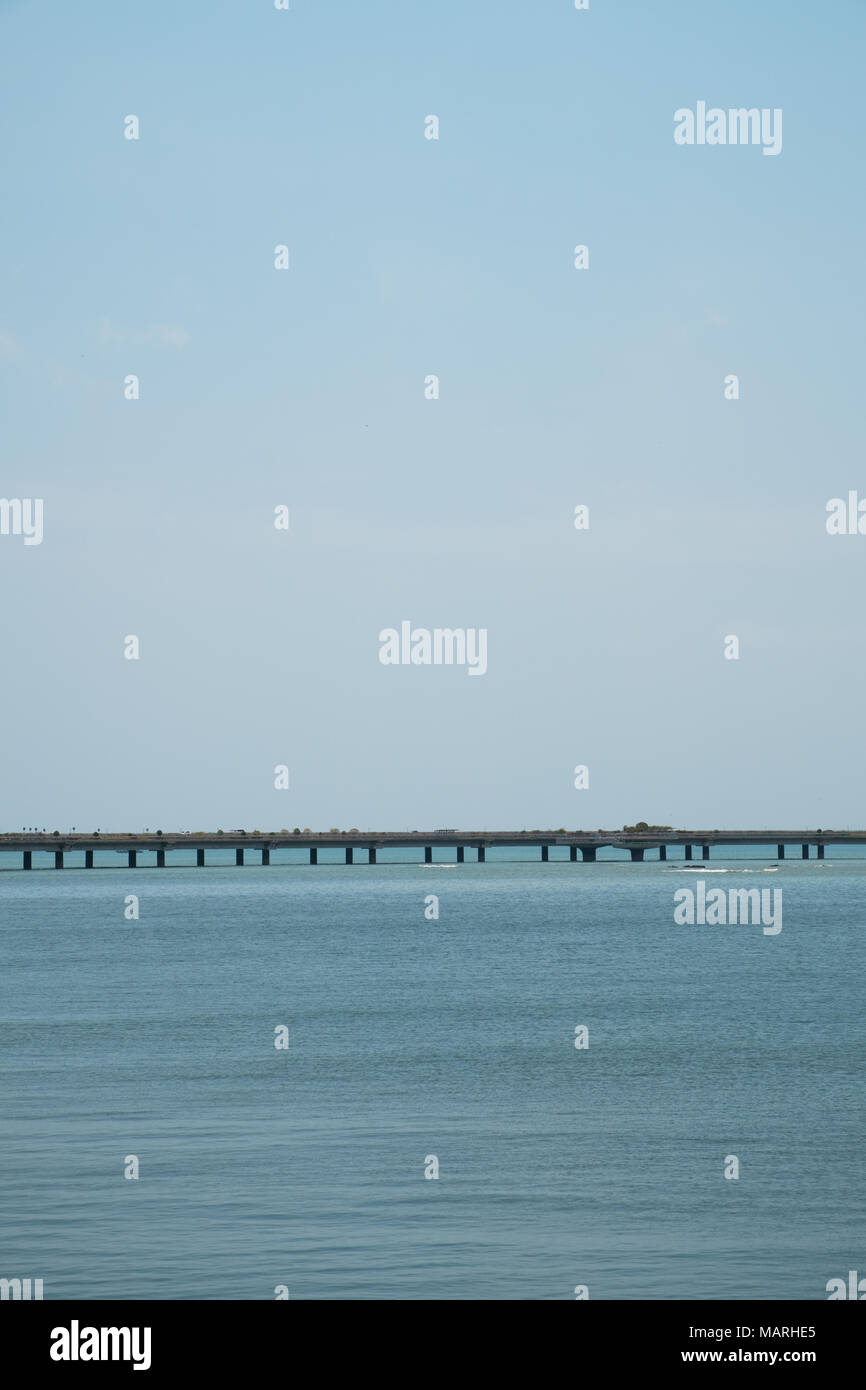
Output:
[0, 829, 855, 869]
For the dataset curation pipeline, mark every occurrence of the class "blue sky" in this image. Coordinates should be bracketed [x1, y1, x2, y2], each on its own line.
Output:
[2, 0, 865, 830]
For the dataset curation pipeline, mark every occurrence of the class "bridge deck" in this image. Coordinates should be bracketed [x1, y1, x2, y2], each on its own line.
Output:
[0, 829, 853, 852]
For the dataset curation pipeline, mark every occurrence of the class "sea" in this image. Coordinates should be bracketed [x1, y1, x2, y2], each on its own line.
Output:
[1, 845, 864, 1300]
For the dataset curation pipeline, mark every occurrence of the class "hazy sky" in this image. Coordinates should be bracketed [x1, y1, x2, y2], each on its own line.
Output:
[2, 0, 865, 830]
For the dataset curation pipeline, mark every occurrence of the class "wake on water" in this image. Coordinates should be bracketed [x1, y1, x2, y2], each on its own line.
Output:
[671, 865, 781, 872]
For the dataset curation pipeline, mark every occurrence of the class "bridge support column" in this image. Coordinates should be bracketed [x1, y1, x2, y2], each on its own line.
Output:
[630, 847, 644, 862]
[197, 848, 205, 867]
[261, 848, 269, 866]
[424, 846, 432, 863]
[802, 843, 809, 859]
[55, 851, 63, 869]
[659, 845, 666, 861]
[477, 845, 485, 862]
[777, 844, 785, 860]
[818, 843, 825, 859]
[157, 849, 165, 867]
[541, 844, 549, 862]
[702, 844, 710, 860]
[685, 844, 692, 860]
[310, 847, 317, 865]
[85, 850, 93, 868]
[581, 846, 597, 862]
[128, 851, 137, 868]
[457, 846, 464, 863]
[236, 848, 244, 866]
[23, 851, 31, 870]
[570, 845, 578, 862]
[368, 847, 376, 864]
[346, 847, 353, 864]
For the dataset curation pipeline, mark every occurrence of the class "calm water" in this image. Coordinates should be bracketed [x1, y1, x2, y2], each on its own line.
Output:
[1, 849, 864, 1300]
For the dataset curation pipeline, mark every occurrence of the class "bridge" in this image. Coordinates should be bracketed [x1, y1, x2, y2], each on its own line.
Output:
[0, 829, 855, 869]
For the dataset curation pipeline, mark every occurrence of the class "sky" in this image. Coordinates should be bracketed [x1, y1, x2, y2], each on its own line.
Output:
[2, 0, 865, 831]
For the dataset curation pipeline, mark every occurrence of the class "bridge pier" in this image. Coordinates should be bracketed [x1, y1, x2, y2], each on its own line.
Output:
[581, 846, 597, 862]
[424, 846, 432, 863]
[702, 844, 710, 860]
[777, 844, 785, 859]
[457, 846, 464, 863]
[54, 851, 63, 869]
[802, 843, 809, 859]
[23, 851, 31, 870]
[541, 844, 549, 862]
[818, 843, 825, 859]
[129, 851, 137, 868]
[261, 848, 269, 866]
[197, 848, 205, 867]
[236, 848, 244, 866]
[477, 845, 486, 862]
[310, 847, 317, 865]
[346, 847, 353, 864]
[157, 849, 165, 867]
[659, 845, 666, 861]
[685, 844, 693, 860]
[570, 845, 578, 862]
[85, 850, 93, 868]
[630, 847, 644, 862]
[368, 847, 376, 865]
